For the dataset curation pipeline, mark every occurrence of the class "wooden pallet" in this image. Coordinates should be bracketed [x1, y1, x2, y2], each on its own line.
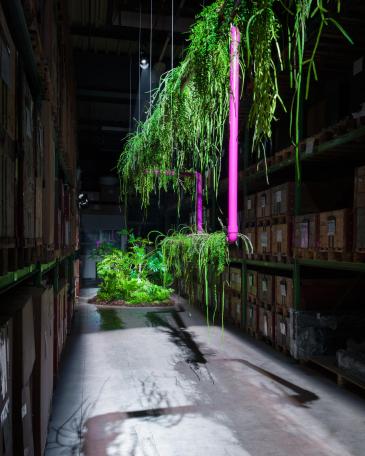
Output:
[257, 218, 271, 227]
[274, 146, 294, 164]
[315, 250, 353, 262]
[254, 252, 271, 262]
[353, 250, 365, 263]
[293, 248, 317, 259]
[307, 356, 365, 390]
[275, 304, 290, 318]
[269, 254, 293, 264]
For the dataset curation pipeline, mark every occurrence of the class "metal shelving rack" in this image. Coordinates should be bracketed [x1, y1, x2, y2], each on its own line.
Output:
[225, 121, 365, 329]
[0, 253, 78, 295]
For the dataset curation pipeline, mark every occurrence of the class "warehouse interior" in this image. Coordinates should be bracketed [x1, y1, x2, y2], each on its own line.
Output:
[1, 0, 365, 455]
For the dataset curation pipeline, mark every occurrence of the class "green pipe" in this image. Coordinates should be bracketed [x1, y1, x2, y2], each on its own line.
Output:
[2, 0, 42, 99]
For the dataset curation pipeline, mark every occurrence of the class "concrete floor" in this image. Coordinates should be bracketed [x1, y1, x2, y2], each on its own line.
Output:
[46, 289, 365, 456]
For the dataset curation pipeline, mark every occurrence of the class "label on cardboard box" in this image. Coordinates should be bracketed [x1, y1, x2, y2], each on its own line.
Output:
[21, 403, 27, 419]
[280, 322, 286, 335]
[276, 229, 283, 243]
[247, 198, 252, 210]
[275, 191, 282, 203]
[300, 221, 309, 248]
[305, 137, 315, 155]
[328, 219, 336, 236]
[261, 232, 268, 248]
[249, 274, 253, 287]
[262, 278, 268, 292]
[280, 282, 287, 297]
[261, 194, 266, 208]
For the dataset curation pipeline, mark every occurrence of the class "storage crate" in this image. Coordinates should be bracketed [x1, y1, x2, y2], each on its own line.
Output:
[0, 316, 13, 456]
[0, 5, 17, 141]
[354, 165, 365, 209]
[354, 166, 365, 258]
[275, 312, 290, 352]
[355, 208, 365, 254]
[229, 267, 241, 294]
[54, 282, 68, 377]
[243, 224, 256, 257]
[271, 220, 293, 260]
[257, 273, 274, 308]
[0, 136, 16, 274]
[275, 276, 293, 313]
[244, 194, 256, 223]
[247, 270, 258, 302]
[318, 209, 352, 259]
[256, 189, 271, 219]
[259, 308, 275, 343]
[230, 296, 242, 326]
[271, 182, 294, 218]
[257, 223, 271, 256]
[42, 101, 55, 250]
[0, 291, 35, 455]
[21, 383, 35, 456]
[246, 302, 259, 335]
[27, 286, 54, 456]
[21, 75, 36, 248]
[293, 213, 319, 258]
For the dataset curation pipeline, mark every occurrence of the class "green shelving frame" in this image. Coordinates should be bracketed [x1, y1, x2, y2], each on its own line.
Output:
[0, 253, 76, 295]
[227, 122, 365, 330]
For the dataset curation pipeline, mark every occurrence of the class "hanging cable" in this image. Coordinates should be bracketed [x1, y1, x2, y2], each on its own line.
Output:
[129, 55, 132, 132]
[171, 0, 174, 70]
[138, 2, 141, 126]
[149, 0, 153, 113]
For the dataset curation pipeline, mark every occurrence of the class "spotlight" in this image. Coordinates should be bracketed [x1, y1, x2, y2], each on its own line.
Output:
[140, 56, 149, 70]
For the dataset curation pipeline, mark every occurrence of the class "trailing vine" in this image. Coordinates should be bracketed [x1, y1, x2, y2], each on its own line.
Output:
[156, 228, 253, 326]
[118, 0, 350, 207]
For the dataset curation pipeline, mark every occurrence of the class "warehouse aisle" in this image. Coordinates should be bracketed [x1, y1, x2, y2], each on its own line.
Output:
[46, 290, 365, 456]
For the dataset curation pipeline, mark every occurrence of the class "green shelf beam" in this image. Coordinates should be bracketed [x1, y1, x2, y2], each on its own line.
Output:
[228, 257, 365, 273]
[245, 259, 294, 271]
[299, 258, 365, 273]
[315, 125, 365, 156]
[0, 253, 76, 294]
[0, 265, 37, 292]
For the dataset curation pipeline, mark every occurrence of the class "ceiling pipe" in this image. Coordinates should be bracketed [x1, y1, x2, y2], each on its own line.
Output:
[227, 25, 240, 244]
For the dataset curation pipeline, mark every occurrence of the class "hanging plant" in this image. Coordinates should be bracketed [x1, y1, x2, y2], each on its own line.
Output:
[156, 227, 253, 327]
[118, 0, 350, 207]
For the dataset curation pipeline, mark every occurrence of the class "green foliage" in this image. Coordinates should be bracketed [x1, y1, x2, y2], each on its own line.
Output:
[157, 228, 252, 325]
[97, 277, 173, 305]
[118, 0, 350, 208]
[93, 233, 173, 304]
